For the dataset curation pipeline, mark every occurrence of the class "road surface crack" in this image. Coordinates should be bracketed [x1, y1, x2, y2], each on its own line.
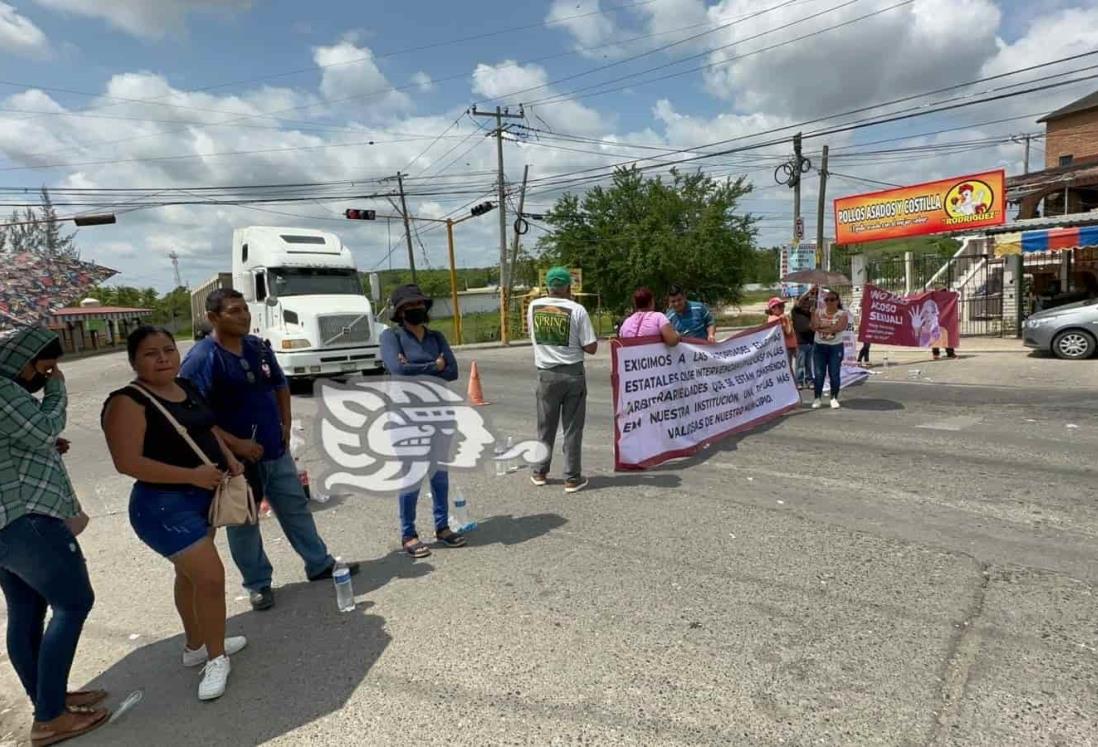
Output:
[925, 561, 992, 747]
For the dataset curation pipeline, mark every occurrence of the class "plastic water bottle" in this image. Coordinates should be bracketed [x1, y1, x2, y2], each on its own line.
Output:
[505, 435, 519, 473]
[449, 488, 477, 533]
[333, 560, 354, 613]
[494, 443, 506, 476]
[289, 420, 311, 500]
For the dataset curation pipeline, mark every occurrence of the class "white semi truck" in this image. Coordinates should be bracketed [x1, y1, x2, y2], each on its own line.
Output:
[190, 226, 384, 378]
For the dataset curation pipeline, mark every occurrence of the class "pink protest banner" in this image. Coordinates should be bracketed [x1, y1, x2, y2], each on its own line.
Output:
[858, 284, 960, 349]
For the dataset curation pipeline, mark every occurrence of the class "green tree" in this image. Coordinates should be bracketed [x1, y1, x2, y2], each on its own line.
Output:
[535, 167, 757, 312]
[0, 188, 78, 257]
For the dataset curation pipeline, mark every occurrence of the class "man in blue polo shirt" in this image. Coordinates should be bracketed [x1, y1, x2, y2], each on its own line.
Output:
[180, 288, 357, 611]
[665, 285, 716, 342]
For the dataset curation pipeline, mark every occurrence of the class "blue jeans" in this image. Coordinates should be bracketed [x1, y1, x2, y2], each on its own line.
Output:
[0, 514, 95, 722]
[227, 453, 333, 592]
[813, 343, 844, 399]
[399, 470, 449, 541]
[795, 343, 815, 387]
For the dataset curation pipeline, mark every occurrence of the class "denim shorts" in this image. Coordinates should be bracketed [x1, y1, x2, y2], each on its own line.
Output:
[129, 483, 214, 559]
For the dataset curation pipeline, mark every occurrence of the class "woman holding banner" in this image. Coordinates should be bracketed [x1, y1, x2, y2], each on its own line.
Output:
[619, 288, 680, 346]
[810, 291, 849, 410]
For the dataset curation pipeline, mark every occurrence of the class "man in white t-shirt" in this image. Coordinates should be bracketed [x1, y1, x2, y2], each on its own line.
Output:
[527, 266, 597, 493]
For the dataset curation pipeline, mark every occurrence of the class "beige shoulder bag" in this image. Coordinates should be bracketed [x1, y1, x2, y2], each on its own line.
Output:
[128, 384, 257, 527]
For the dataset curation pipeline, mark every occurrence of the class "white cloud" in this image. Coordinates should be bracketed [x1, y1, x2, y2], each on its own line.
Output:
[472, 60, 607, 135]
[702, 0, 1001, 119]
[0, 2, 49, 58]
[34, 0, 252, 39]
[412, 71, 435, 93]
[546, 0, 618, 49]
[313, 40, 412, 117]
[982, 5, 1098, 81]
[546, 0, 711, 60]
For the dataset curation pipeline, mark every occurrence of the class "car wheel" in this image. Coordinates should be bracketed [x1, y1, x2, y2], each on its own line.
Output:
[1051, 329, 1096, 360]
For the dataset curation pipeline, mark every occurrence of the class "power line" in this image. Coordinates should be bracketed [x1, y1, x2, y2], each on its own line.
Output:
[523, 0, 889, 106]
[473, 0, 814, 106]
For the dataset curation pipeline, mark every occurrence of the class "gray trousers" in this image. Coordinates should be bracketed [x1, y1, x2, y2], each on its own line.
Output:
[534, 363, 587, 481]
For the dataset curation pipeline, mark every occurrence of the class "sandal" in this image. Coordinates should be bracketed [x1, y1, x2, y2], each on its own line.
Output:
[402, 537, 431, 558]
[31, 708, 110, 747]
[66, 690, 108, 709]
[435, 528, 467, 548]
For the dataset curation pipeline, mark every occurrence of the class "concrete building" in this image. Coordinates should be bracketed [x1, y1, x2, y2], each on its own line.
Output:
[49, 298, 152, 355]
[1009, 90, 1098, 219]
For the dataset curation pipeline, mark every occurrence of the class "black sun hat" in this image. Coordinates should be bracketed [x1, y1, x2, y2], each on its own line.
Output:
[389, 283, 434, 322]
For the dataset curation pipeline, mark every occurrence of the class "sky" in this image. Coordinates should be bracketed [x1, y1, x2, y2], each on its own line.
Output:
[1, 0, 1097, 291]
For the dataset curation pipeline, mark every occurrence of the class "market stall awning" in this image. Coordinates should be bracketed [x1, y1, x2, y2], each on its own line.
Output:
[994, 224, 1098, 257]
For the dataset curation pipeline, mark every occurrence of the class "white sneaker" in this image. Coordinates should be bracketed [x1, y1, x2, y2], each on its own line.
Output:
[183, 636, 248, 667]
[198, 655, 231, 701]
[830, 398, 841, 409]
[811, 399, 822, 409]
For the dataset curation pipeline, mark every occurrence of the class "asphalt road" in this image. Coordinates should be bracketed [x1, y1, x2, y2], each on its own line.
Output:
[1, 343, 1096, 746]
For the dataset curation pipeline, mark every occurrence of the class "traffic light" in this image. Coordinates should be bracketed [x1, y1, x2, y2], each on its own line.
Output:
[344, 209, 376, 220]
[470, 202, 495, 217]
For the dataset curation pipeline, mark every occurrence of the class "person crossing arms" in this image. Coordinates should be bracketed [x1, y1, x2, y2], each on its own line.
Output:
[528, 267, 597, 493]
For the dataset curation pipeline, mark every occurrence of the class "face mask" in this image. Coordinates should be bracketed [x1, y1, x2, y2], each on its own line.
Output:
[19, 372, 48, 393]
[403, 308, 428, 325]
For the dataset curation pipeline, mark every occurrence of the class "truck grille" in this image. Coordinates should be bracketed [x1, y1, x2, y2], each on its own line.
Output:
[318, 314, 372, 347]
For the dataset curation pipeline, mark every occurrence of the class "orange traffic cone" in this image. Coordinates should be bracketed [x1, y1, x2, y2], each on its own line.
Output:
[467, 361, 490, 406]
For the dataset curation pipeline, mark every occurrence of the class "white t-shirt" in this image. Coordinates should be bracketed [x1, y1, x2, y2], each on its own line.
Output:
[527, 296, 597, 369]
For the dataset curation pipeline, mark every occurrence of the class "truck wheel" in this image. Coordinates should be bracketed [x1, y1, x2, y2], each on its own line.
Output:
[1052, 329, 1096, 360]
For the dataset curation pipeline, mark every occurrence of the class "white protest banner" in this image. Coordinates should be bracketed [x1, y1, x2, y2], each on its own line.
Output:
[612, 323, 800, 470]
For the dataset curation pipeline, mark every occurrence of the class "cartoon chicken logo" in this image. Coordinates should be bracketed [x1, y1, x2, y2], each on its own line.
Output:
[945, 180, 993, 220]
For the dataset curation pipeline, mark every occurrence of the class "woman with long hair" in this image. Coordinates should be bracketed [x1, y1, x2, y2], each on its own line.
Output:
[811, 291, 850, 409]
[618, 287, 679, 345]
[102, 326, 247, 702]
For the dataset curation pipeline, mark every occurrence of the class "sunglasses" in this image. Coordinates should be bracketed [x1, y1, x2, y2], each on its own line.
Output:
[825, 297, 839, 303]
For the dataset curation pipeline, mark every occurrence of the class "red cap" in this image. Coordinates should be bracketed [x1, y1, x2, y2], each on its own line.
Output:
[767, 296, 785, 310]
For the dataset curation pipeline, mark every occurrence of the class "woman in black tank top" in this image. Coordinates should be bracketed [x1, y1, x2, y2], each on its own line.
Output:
[101, 327, 246, 702]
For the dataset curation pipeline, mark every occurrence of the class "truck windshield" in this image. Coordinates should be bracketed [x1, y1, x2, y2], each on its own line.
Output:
[270, 268, 361, 297]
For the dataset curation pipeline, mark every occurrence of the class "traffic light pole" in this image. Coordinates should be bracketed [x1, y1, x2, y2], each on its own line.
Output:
[344, 203, 495, 345]
[446, 218, 463, 344]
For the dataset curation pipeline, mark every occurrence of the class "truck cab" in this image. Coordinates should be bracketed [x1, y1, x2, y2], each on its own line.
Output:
[232, 226, 382, 378]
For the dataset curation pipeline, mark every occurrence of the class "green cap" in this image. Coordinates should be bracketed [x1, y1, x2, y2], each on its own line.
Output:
[546, 266, 572, 289]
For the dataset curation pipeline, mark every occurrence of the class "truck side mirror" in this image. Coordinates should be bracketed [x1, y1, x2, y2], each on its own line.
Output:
[266, 296, 278, 308]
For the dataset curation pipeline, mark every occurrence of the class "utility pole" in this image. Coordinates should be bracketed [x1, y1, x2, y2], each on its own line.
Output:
[793, 133, 803, 256]
[395, 172, 416, 282]
[815, 144, 829, 270]
[1012, 133, 1033, 174]
[472, 104, 524, 344]
[168, 250, 183, 289]
[508, 164, 530, 299]
[774, 132, 812, 280]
